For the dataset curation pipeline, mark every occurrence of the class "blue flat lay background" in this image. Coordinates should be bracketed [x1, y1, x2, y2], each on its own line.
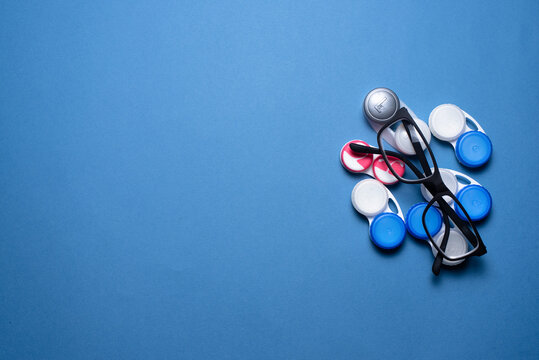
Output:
[1, 1, 538, 359]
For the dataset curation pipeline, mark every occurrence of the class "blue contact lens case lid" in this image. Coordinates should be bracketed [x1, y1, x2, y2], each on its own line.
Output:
[405, 203, 443, 240]
[455, 131, 492, 168]
[369, 212, 406, 249]
[455, 185, 492, 222]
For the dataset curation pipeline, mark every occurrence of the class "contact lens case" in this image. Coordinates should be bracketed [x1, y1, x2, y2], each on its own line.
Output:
[351, 179, 405, 249]
[429, 104, 492, 168]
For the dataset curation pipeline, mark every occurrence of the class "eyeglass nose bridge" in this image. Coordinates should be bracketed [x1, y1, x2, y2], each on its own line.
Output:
[416, 169, 449, 196]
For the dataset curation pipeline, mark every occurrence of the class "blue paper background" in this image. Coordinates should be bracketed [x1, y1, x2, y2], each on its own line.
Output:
[1, 1, 538, 359]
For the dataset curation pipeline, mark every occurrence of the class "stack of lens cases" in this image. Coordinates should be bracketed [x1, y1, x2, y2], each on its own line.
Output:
[341, 88, 492, 269]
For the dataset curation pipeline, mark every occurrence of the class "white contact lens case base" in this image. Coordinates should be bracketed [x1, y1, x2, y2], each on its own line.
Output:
[367, 102, 431, 155]
[429, 104, 485, 147]
[351, 179, 403, 223]
[394, 119, 431, 155]
[430, 229, 468, 266]
[420, 168, 480, 205]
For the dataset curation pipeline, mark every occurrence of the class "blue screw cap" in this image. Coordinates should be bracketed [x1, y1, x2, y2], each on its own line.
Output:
[369, 212, 406, 249]
[455, 185, 492, 222]
[405, 202, 443, 240]
[455, 131, 492, 168]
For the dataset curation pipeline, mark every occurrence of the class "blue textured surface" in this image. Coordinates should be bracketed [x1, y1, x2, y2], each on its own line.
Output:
[456, 185, 493, 222]
[369, 212, 406, 249]
[456, 131, 493, 167]
[1, 1, 538, 359]
[405, 202, 443, 240]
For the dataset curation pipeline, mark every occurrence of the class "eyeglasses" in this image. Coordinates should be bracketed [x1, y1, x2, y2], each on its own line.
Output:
[349, 107, 487, 275]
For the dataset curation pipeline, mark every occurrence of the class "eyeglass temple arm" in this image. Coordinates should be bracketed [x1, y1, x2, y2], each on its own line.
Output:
[432, 213, 451, 275]
[348, 143, 424, 178]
